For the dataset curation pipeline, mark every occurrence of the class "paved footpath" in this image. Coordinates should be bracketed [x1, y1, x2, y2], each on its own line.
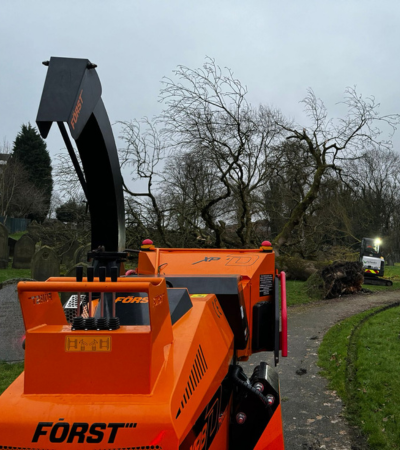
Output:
[243, 290, 400, 450]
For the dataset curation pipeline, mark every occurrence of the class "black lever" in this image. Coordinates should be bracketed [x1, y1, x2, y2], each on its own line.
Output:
[72, 266, 85, 330]
[108, 266, 120, 330]
[96, 267, 108, 330]
[84, 266, 96, 330]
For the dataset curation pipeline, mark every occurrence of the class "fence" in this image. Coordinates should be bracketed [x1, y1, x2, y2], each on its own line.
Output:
[0, 217, 31, 234]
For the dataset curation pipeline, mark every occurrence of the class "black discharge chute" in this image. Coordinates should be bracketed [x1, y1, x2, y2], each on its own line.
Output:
[36, 57, 125, 257]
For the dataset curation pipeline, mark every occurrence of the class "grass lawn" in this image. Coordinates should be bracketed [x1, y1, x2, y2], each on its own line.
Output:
[0, 262, 31, 283]
[286, 280, 315, 306]
[318, 304, 400, 449]
[0, 361, 24, 395]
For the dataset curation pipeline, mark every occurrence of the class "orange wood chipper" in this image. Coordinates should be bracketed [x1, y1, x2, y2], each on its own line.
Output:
[0, 57, 287, 450]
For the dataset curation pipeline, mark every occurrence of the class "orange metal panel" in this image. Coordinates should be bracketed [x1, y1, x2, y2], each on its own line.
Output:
[0, 290, 234, 448]
[254, 404, 285, 450]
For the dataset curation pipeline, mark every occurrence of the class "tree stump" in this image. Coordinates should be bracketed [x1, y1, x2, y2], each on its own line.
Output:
[307, 261, 364, 299]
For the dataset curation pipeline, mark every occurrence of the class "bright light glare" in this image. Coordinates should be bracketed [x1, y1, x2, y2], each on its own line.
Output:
[374, 238, 382, 246]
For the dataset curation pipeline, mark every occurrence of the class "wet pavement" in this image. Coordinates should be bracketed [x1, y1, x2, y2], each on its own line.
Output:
[243, 290, 400, 450]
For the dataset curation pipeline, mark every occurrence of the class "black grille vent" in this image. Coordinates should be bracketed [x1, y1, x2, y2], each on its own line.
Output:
[176, 345, 208, 419]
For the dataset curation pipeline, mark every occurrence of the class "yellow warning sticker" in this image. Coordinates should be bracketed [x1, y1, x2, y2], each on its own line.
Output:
[190, 294, 208, 298]
[65, 336, 111, 352]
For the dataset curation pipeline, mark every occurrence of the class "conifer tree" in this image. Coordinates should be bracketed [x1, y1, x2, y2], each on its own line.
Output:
[12, 123, 53, 221]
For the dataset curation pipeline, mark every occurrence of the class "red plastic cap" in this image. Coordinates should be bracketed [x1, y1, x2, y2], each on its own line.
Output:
[125, 269, 137, 276]
[142, 239, 153, 245]
[261, 240, 272, 246]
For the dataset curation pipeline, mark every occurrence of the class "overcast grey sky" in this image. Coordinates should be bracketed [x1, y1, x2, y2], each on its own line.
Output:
[1, 0, 400, 192]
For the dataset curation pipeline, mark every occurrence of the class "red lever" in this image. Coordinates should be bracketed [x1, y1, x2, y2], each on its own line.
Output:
[278, 271, 288, 357]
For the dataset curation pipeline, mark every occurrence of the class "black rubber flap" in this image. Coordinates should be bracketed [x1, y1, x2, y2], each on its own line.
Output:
[166, 275, 249, 349]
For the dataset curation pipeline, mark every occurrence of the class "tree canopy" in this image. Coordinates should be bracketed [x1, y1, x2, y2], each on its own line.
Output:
[118, 59, 400, 256]
[12, 123, 53, 221]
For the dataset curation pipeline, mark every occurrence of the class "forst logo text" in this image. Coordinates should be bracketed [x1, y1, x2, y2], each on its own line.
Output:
[32, 421, 136, 444]
[70, 89, 83, 130]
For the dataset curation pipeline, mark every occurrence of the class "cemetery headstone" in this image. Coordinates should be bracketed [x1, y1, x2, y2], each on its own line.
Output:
[62, 241, 81, 270]
[26, 221, 41, 243]
[0, 223, 9, 269]
[0, 280, 32, 362]
[74, 243, 91, 265]
[26, 232, 40, 244]
[31, 246, 60, 281]
[12, 234, 35, 269]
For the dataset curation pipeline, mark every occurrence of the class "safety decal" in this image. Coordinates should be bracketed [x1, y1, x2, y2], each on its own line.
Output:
[259, 274, 273, 297]
[65, 336, 111, 352]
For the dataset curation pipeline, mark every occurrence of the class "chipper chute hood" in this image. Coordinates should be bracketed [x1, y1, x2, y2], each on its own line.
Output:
[37, 57, 125, 253]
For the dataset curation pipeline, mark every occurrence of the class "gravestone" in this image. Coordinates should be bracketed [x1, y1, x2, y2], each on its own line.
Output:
[62, 241, 81, 270]
[26, 221, 41, 243]
[31, 246, 60, 281]
[0, 280, 31, 362]
[26, 232, 40, 244]
[74, 243, 91, 265]
[0, 223, 9, 269]
[8, 237, 17, 257]
[61, 263, 88, 305]
[12, 234, 35, 269]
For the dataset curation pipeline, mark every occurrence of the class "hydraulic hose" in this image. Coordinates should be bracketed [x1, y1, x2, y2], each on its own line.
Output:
[231, 365, 270, 407]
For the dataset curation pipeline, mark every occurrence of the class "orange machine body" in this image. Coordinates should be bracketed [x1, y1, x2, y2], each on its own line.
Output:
[0, 247, 286, 449]
[137, 248, 276, 361]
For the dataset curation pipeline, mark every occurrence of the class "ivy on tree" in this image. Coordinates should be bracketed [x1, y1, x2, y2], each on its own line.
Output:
[12, 123, 53, 221]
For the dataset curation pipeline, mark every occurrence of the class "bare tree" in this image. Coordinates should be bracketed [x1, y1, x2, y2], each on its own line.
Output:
[119, 118, 173, 247]
[117, 61, 400, 255]
[336, 148, 400, 258]
[271, 87, 400, 253]
[159, 58, 283, 247]
[53, 152, 84, 199]
[163, 150, 230, 247]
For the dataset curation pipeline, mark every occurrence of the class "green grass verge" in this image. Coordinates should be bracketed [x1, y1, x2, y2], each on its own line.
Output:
[286, 280, 314, 306]
[0, 262, 31, 283]
[0, 361, 24, 395]
[318, 304, 400, 449]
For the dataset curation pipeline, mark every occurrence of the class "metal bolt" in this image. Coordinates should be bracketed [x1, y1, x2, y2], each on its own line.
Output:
[236, 412, 247, 424]
[267, 394, 275, 406]
[253, 382, 264, 392]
